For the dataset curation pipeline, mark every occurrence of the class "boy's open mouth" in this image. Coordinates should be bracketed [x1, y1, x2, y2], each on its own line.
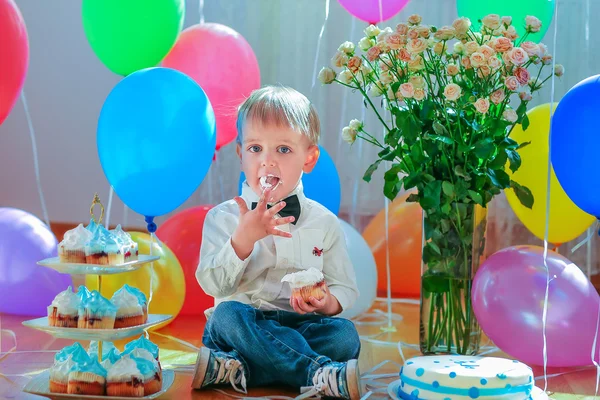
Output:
[259, 174, 281, 191]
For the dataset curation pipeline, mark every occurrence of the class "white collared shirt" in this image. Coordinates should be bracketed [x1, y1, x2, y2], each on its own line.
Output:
[196, 181, 359, 318]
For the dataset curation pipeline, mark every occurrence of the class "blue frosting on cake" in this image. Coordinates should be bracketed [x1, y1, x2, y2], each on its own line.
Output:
[79, 290, 117, 316]
[131, 355, 157, 379]
[124, 335, 159, 359]
[116, 284, 147, 306]
[69, 356, 108, 378]
[55, 342, 90, 363]
[77, 286, 91, 302]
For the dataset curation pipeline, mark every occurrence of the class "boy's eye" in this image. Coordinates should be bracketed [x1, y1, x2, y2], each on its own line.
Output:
[248, 145, 261, 153]
[278, 146, 291, 154]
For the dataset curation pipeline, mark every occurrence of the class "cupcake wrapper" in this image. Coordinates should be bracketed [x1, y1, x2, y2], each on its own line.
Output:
[86, 253, 109, 265]
[59, 249, 87, 264]
[107, 380, 144, 397]
[143, 376, 162, 396]
[67, 375, 105, 396]
[49, 380, 68, 394]
[292, 281, 326, 303]
[48, 308, 78, 328]
[108, 252, 126, 265]
[77, 313, 116, 329]
[114, 314, 145, 329]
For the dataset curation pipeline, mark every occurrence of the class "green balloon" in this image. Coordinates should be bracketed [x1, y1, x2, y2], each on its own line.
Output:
[83, 0, 185, 76]
[457, 0, 555, 43]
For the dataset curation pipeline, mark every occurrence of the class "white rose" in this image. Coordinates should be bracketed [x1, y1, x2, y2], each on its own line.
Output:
[453, 42, 465, 55]
[349, 119, 363, 131]
[446, 64, 459, 76]
[487, 56, 501, 70]
[416, 26, 431, 38]
[525, 16, 542, 33]
[318, 67, 336, 84]
[482, 14, 501, 30]
[444, 83, 462, 101]
[380, 71, 394, 85]
[528, 77, 541, 90]
[338, 69, 354, 85]
[474, 97, 490, 114]
[414, 87, 426, 101]
[360, 63, 373, 76]
[479, 45, 495, 59]
[501, 16, 513, 26]
[452, 17, 471, 38]
[409, 75, 426, 88]
[542, 54, 553, 65]
[465, 41, 479, 55]
[342, 127, 357, 144]
[408, 14, 422, 25]
[503, 26, 518, 41]
[331, 51, 349, 68]
[470, 52, 486, 68]
[358, 37, 375, 51]
[369, 83, 384, 97]
[407, 55, 425, 71]
[338, 41, 355, 55]
[365, 25, 381, 38]
[554, 64, 565, 77]
[407, 38, 429, 54]
[433, 41, 446, 55]
[400, 83, 415, 98]
[519, 91, 533, 101]
[538, 43, 549, 56]
[434, 26, 455, 41]
[503, 109, 518, 123]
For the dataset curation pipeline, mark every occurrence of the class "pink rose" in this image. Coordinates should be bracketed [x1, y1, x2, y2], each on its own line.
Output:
[461, 56, 472, 69]
[380, 71, 394, 85]
[452, 17, 471, 38]
[479, 45, 495, 59]
[470, 52, 486, 68]
[526, 16, 542, 33]
[542, 55, 553, 65]
[494, 37, 514, 53]
[407, 55, 425, 71]
[509, 48, 529, 66]
[385, 33, 404, 50]
[477, 66, 492, 78]
[490, 89, 506, 105]
[408, 28, 419, 39]
[505, 76, 519, 91]
[482, 14, 501, 30]
[488, 56, 501, 70]
[397, 48, 412, 62]
[416, 26, 431, 38]
[503, 109, 518, 123]
[408, 14, 422, 25]
[503, 26, 518, 41]
[347, 56, 363, 72]
[396, 23, 409, 35]
[538, 43, 549, 56]
[414, 87, 426, 101]
[521, 41, 540, 58]
[514, 67, 531, 85]
[443, 83, 462, 101]
[331, 51, 349, 68]
[366, 47, 381, 62]
[400, 83, 415, 98]
[474, 97, 490, 114]
[446, 64, 459, 76]
[502, 51, 513, 66]
[519, 91, 532, 101]
[434, 26, 455, 41]
[407, 38, 428, 54]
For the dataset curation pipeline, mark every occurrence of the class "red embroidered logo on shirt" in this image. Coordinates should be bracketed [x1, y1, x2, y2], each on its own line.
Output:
[312, 247, 323, 257]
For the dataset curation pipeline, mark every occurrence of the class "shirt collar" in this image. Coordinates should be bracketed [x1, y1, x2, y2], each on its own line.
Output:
[241, 177, 307, 207]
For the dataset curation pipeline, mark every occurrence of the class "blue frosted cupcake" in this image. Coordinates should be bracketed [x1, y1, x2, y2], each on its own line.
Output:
[67, 356, 107, 395]
[50, 343, 90, 393]
[132, 355, 162, 395]
[77, 286, 91, 303]
[123, 335, 159, 361]
[77, 290, 117, 329]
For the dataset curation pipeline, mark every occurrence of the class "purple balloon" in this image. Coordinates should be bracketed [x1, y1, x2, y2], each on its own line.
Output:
[0, 208, 72, 316]
[337, 0, 411, 23]
[473, 245, 600, 367]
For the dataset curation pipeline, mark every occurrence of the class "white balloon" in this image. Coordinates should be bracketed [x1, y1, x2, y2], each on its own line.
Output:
[338, 219, 377, 320]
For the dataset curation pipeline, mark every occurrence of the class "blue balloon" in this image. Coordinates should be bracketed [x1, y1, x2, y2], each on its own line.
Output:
[550, 75, 600, 217]
[97, 67, 216, 219]
[238, 146, 341, 215]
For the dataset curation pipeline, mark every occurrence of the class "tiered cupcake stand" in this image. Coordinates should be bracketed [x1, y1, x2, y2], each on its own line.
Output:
[20, 196, 175, 399]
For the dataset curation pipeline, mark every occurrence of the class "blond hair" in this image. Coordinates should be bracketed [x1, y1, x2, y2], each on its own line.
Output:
[236, 85, 320, 145]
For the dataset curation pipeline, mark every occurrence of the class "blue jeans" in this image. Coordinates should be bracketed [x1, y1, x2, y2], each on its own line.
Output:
[202, 301, 361, 389]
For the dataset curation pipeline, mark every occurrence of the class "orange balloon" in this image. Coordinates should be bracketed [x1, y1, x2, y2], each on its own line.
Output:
[362, 192, 422, 298]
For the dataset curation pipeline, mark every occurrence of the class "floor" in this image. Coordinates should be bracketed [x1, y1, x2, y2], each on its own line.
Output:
[1, 299, 598, 399]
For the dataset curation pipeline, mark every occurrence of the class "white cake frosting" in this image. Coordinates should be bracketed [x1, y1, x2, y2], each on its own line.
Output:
[128, 348, 155, 363]
[398, 356, 535, 400]
[50, 357, 76, 383]
[111, 288, 143, 317]
[281, 267, 324, 288]
[108, 354, 143, 383]
[48, 286, 80, 316]
[60, 224, 93, 250]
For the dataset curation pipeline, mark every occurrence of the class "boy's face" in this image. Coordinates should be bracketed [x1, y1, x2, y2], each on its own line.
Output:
[237, 119, 319, 202]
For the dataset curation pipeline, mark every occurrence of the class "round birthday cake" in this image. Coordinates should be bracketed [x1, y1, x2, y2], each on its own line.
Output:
[398, 356, 539, 400]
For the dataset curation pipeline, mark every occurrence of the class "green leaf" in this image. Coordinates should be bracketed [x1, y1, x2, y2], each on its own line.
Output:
[522, 114, 530, 130]
[488, 150, 508, 170]
[420, 99, 436, 120]
[517, 141, 531, 150]
[503, 137, 519, 150]
[510, 181, 534, 209]
[433, 121, 449, 136]
[403, 171, 422, 190]
[506, 149, 522, 173]
[410, 142, 426, 164]
[406, 193, 419, 203]
[440, 219, 451, 233]
[422, 272, 450, 294]
[383, 164, 403, 200]
[474, 138, 496, 159]
[363, 160, 382, 183]
[421, 181, 442, 209]
[442, 181, 455, 198]
[426, 134, 455, 145]
[441, 203, 451, 214]
[468, 190, 484, 205]
[378, 147, 396, 161]
[487, 168, 511, 188]
[454, 165, 471, 181]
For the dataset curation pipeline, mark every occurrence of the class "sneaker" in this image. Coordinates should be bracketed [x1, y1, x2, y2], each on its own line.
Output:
[301, 359, 361, 400]
[191, 347, 247, 393]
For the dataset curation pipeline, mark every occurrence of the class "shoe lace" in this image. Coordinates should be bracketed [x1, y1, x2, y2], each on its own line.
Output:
[297, 364, 343, 399]
[213, 356, 247, 394]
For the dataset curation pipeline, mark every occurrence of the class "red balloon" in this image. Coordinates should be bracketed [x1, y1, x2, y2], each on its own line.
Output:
[156, 205, 214, 316]
[0, 0, 29, 125]
[162, 23, 260, 151]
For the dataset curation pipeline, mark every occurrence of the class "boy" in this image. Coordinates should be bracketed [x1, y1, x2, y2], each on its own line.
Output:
[192, 85, 361, 399]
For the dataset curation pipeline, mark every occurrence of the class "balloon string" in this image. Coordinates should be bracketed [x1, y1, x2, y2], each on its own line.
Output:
[104, 186, 114, 229]
[310, 0, 330, 91]
[542, 3, 560, 392]
[21, 92, 50, 228]
[571, 220, 598, 253]
[199, 0, 205, 24]
[123, 204, 129, 227]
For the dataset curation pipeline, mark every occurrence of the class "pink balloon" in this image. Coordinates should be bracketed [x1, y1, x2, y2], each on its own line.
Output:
[162, 23, 260, 151]
[473, 245, 600, 367]
[337, 0, 411, 23]
[0, 0, 29, 125]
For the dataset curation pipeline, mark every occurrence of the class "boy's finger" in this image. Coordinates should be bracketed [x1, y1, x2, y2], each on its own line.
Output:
[268, 201, 287, 216]
[308, 296, 325, 308]
[257, 187, 272, 210]
[233, 197, 248, 215]
[291, 297, 305, 314]
[270, 228, 292, 238]
[271, 216, 295, 226]
[297, 298, 316, 313]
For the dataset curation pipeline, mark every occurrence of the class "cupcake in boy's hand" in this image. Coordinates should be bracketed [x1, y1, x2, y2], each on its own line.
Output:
[47, 286, 80, 328]
[281, 267, 327, 303]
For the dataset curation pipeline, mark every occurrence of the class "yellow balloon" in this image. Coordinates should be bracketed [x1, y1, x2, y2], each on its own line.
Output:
[85, 232, 185, 330]
[505, 103, 595, 244]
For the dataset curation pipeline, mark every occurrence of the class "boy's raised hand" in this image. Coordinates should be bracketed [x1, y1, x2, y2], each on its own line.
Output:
[231, 187, 295, 260]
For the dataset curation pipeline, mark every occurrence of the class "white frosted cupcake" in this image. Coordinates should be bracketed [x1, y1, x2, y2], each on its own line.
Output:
[111, 225, 139, 262]
[47, 286, 80, 327]
[66, 356, 107, 395]
[50, 343, 90, 393]
[58, 224, 93, 263]
[132, 355, 162, 396]
[106, 354, 145, 397]
[128, 348, 162, 381]
[111, 286, 145, 329]
[281, 268, 327, 303]
[77, 290, 117, 329]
